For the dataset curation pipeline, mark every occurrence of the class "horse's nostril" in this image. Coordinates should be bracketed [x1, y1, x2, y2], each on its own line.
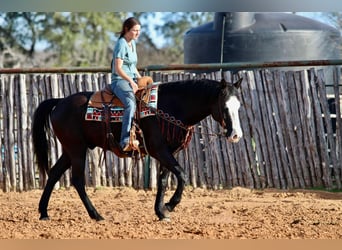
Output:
[228, 133, 241, 143]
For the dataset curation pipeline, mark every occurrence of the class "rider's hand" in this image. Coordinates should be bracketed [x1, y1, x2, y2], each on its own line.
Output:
[130, 81, 139, 94]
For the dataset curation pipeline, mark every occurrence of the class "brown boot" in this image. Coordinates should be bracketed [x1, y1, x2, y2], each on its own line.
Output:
[122, 143, 132, 152]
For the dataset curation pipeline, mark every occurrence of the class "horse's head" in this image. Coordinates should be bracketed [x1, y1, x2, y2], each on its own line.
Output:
[212, 78, 243, 143]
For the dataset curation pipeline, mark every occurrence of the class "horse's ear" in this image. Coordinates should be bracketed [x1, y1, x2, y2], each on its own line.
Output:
[233, 78, 243, 89]
[220, 78, 228, 89]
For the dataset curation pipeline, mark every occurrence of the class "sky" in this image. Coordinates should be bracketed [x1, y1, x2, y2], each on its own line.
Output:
[142, 12, 165, 48]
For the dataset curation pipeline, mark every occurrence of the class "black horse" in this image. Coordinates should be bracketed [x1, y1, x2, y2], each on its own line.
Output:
[32, 77, 243, 221]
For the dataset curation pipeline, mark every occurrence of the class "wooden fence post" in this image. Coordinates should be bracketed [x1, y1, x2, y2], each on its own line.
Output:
[0, 68, 341, 191]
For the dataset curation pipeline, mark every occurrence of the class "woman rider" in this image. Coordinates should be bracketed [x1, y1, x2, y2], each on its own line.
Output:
[111, 17, 142, 152]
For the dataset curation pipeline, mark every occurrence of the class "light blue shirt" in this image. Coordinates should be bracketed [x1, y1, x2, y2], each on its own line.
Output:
[111, 37, 138, 81]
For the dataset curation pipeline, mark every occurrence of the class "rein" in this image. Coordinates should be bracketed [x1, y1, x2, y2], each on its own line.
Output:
[135, 84, 228, 140]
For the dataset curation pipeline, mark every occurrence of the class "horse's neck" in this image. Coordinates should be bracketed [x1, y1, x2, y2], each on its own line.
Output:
[159, 82, 216, 126]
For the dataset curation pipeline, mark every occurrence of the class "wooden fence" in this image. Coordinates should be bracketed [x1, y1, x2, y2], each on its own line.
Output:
[0, 68, 341, 192]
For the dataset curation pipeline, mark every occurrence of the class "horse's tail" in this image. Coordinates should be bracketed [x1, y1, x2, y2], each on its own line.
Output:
[32, 98, 61, 175]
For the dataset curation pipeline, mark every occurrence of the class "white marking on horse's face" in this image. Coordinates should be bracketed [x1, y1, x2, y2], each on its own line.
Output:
[225, 96, 243, 143]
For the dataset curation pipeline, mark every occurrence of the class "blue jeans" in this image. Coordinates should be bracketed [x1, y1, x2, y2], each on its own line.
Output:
[111, 79, 136, 147]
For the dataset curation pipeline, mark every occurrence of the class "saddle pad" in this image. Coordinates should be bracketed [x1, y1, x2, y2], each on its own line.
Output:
[85, 84, 159, 122]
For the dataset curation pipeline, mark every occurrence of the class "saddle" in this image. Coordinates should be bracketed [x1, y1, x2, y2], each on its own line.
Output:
[88, 76, 154, 108]
[87, 76, 154, 154]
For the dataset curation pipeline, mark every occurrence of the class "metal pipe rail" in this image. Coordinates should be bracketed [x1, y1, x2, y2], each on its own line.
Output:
[143, 59, 342, 72]
[0, 59, 342, 74]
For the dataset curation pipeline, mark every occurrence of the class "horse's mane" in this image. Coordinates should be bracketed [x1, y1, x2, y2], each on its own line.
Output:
[160, 79, 222, 101]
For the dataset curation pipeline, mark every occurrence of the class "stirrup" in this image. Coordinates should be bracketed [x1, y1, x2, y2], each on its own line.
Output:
[122, 139, 139, 152]
[122, 143, 132, 152]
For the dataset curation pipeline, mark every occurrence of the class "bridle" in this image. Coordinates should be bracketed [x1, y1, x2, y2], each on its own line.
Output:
[135, 83, 231, 139]
[214, 84, 234, 138]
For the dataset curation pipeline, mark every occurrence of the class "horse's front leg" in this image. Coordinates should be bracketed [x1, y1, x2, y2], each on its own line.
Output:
[165, 165, 187, 212]
[154, 168, 171, 221]
[154, 164, 187, 221]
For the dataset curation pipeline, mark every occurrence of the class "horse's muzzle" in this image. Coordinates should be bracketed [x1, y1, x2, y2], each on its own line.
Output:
[228, 134, 241, 143]
[227, 130, 242, 143]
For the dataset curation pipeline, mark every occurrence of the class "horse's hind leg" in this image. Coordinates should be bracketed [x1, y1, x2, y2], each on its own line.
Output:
[70, 152, 104, 221]
[39, 152, 71, 220]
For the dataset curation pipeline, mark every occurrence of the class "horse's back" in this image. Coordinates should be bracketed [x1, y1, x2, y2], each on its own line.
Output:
[51, 92, 92, 118]
[49, 92, 93, 142]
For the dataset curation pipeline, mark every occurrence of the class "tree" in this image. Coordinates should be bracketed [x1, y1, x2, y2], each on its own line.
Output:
[320, 12, 342, 29]
[0, 12, 215, 68]
[0, 12, 126, 67]
[42, 12, 125, 67]
[0, 12, 50, 67]
[149, 12, 214, 64]
[318, 12, 342, 54]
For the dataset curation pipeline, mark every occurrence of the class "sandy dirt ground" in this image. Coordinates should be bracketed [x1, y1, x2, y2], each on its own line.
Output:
[1, 187, 342, 239]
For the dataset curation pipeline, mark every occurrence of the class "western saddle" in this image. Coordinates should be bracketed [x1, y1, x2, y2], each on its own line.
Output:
[87, 76, 154, 153]
[88, 76, 154, 108]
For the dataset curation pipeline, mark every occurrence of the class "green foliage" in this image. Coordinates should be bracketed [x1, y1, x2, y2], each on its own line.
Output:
[320, 12, 342, 30]
[155, 12, 214, 63]
[308, 186, 342, 193]
[42, 12, 124, 66]
[0, 12, 45, 54]
[0, 12, 214, 67]
[0, 12, 50, 67]
[318, 12, 342, 56]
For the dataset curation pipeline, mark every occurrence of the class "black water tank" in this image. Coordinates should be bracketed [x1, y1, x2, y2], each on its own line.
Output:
[184, 12, 341, 64]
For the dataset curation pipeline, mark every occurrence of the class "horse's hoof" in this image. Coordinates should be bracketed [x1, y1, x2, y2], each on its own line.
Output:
[156, 205, 171, 222]
[162, 205, 171, 217]
[95, 216, 105, 221]
[160, 217, 171, 222]
[39, 216, 50, 221]
[165, 204, 171, 211]
[89, 210, 104, 221]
